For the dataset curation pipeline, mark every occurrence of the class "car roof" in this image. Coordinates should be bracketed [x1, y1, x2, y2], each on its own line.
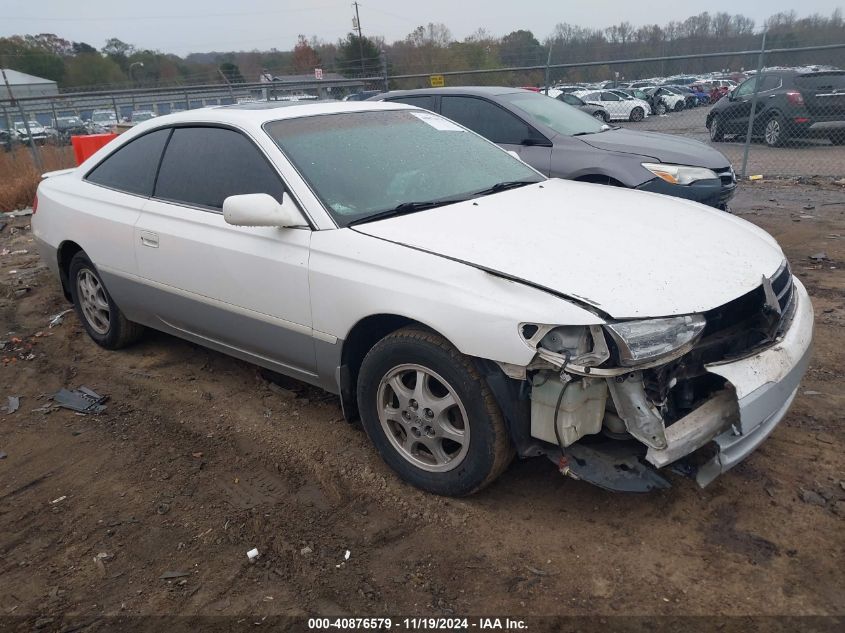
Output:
[128, 100, 415, 129]
[372, 86, 529, 99]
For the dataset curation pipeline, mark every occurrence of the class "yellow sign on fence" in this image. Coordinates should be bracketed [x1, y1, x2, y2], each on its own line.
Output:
[429, 75, 445, 88]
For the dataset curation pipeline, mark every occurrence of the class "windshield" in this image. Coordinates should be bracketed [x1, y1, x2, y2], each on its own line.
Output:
[500, 92, 606, 137]
[265, 110, 543, 226]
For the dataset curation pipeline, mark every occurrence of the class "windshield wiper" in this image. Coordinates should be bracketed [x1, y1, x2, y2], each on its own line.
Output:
[347, 198, 468, 226]
[472, 180, 538, 197]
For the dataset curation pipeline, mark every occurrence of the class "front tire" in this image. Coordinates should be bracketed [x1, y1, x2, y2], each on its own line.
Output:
[629, 106, 645, 122]
[357, 327, 513, 497]
[709, 114, 725, 142]
[593, 110, 609, 123]
[69, 252, 144, 350]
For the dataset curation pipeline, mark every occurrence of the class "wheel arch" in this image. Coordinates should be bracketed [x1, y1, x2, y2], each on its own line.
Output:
[573, 173, 627, 187]
[57, 240, 84, 301]
[337, 313, 456, 422]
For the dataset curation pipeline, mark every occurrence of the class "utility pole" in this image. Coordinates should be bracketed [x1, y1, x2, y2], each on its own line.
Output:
[352, 2, 365, 75]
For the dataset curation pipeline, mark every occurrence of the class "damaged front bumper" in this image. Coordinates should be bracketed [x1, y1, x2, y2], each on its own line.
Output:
[645, 277, 813, 486]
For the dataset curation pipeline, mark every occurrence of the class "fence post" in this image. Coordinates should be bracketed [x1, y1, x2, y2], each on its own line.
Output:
[382, 49, 389, 92]
[1, 68, 43, 172]
[740, 32, 767, 179]
[544, 43, 553, 94]
[111, 95, 120, 124]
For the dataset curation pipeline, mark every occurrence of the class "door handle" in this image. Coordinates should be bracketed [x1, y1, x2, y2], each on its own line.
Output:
[140, 231, 159, 248]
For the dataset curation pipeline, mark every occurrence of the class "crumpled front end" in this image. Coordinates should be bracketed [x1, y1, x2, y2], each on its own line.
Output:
[520, 262, 813, 491]
[645, 276, 813, 486]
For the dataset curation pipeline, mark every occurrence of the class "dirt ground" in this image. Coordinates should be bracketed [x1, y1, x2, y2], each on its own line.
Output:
[0, 180, 843, 630]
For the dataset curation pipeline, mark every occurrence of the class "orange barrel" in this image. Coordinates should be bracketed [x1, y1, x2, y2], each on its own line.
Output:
[71, 133, 118, 166]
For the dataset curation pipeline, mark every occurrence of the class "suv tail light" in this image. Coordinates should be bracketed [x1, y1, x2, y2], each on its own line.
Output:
[786, 91, 804, 106]
[32, 193, 38, 215]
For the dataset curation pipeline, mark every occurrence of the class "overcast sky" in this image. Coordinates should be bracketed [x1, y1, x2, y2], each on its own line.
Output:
[3, 0, 843, 55]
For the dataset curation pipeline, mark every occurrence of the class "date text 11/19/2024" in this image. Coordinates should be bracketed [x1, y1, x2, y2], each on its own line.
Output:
[307, 617, 528, 630]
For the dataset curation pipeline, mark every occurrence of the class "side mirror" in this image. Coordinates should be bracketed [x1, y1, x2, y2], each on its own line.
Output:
[223, 192, 305, 228]
[506, 150, 523, 162]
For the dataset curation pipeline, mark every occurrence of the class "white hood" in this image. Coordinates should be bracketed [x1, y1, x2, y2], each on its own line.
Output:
[353, 179, 785, 318]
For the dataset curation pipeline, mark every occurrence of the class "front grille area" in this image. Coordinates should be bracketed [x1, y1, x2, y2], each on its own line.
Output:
[645, 260, 795, 422]
[716, 167, 737, 205]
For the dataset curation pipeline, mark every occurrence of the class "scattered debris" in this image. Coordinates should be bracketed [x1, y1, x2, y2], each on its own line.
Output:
[50, 496, 67, 505]
[809, 252, 828, 261]
[159, 571, 191, 580]
[300, 546, 313, 556]
[344, 549, 351, 561]
[802, 203, 815, 210]
[7, 396, 20, 414]
[48, 309, 73, 328]
[816, 433, 835, 445]
[53, 386, 107, 414]
[247, 548, 260, 562]
[526, 566, 558, 577]
[0, 451, 7, 460]
[748, 175, 763, 181]
[799, 489, 827, 507]
[1, 209, 33, 218]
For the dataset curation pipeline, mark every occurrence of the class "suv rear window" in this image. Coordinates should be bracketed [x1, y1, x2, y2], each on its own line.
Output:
[795, 72, 845, 90]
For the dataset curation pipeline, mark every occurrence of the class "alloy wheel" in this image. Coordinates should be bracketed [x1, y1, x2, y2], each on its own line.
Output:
[76, 269, 111, 335]
[377, 363, 470, 472]
[765, 118, 781, 146]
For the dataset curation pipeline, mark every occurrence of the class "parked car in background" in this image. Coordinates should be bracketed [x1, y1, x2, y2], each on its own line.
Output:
[54, 116, 89, 144]
[663, 86, 700, 108]
[130, 111, 156, 123]
[32, 100, 811, 495]
[370, 87, 736, 209]
[0, 128, 15, 152]
[343, 90, 382, 101]
[553, 92, 610, 122]
[644, 87, 686, 112]
[13, 120, 48, 145]
[88, 110, 118, 132]
[617, 88, 667, 115]
[707, 69, 845, 146]
[661, 76, 699, 86]
[572, 89, 650, 121]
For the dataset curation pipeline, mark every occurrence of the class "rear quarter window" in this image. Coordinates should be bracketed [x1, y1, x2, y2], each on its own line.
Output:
[85, 128, 171, 196]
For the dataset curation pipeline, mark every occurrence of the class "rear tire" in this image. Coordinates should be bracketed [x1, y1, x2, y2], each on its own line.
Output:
[357, 327, 513, 497]
[69, 252, 144, 350]
[674, 100, 685, 112]
[629, 106, 645, 122]
[763, 115, 786, 147]
[827, 131, 845, 146]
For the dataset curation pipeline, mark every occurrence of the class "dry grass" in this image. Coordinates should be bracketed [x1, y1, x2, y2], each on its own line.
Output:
[0, 146, 76, 212]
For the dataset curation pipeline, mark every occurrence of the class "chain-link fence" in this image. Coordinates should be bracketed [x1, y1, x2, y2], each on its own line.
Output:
[1, 40, 843, 209]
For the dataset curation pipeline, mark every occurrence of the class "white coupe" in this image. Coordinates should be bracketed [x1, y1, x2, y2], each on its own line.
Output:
[32, 101, 812, 496]
[572, 89, 651, 122]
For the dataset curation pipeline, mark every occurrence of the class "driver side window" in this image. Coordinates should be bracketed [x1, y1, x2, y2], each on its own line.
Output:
[601, 92, 620, 101]
[440, 96, 534, 145]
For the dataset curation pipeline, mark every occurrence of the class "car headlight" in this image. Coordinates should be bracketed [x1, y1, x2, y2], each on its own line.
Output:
[642, 163, 718, 185]
[604, 315, 706, 366]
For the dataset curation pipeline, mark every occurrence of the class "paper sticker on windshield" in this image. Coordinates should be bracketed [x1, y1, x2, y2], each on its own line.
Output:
[411, 111, 464, 132]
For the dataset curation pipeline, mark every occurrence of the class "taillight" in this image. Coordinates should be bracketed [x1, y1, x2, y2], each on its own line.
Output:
[32, 193, 38, 215]
[786, 91, 804, 106]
